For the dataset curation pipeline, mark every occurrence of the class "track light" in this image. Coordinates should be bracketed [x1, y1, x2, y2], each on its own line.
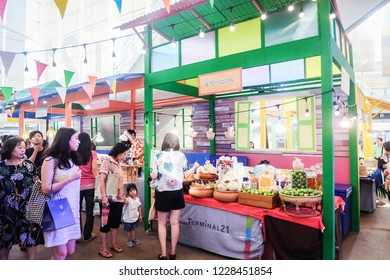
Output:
[83, 43, 88, 64]
[52, 48, 57, 67]
[229, 22, 235, 32]
[199, 28, 205, 38]
[23, 51, 28, 72]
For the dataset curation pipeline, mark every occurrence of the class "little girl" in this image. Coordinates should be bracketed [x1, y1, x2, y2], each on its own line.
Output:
[123, 183, 143, 247]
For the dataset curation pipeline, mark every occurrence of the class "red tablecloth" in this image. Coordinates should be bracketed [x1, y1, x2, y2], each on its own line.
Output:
[184, 194, 345, 232]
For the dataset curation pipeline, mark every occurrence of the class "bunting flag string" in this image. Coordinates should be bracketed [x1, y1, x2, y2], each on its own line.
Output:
[0, 86, 13, 103]
[114, 0, 122, 13]
[0, 51, 16, 76]
[36, 60, 48, 81]
[28, 88, 40, 104]
[64, 70, 75, 88]
[0, 0, 8, 20]
[88, 75, 97, 94]
[82, 84, 93, 101]
[106, 77, 117, 94]
[55, 87, 67, 103]
[54, 0, 68, 19]
[162, 0, 170, 14]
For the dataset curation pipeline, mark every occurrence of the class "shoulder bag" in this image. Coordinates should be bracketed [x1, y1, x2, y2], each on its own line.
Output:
[26, 162, 57, 225]
[94, 160, 119, 202]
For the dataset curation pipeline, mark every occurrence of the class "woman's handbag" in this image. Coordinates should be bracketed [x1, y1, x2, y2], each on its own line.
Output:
[26, 164, 57, 225]
[94, 160, 119, 202]
[41, 196, 75, 232]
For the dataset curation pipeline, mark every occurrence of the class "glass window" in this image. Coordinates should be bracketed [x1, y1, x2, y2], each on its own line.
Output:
[237, 94, 316, 152]
[153, 107, 193, 150]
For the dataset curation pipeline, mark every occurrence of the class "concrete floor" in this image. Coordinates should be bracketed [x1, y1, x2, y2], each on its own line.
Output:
[8, 197, 390, 260]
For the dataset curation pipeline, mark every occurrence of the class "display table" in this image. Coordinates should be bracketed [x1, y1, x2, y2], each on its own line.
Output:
[182, 194, 345, 260]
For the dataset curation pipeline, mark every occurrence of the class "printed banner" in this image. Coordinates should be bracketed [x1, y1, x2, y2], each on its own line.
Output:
[177, 202, 264, 259]
[198, 67, 242, 96]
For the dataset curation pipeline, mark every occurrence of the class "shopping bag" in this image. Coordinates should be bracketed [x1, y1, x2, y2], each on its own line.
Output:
[41, 197, 75, 232]
[26, 179, 50, 225]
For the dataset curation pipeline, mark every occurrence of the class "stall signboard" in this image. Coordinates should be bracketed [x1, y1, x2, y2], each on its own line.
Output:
[198, 67, 243, 96]
[91, 94, 110, 110]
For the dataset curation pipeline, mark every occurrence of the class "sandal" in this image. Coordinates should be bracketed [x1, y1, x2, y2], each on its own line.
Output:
[109, 245, 123, 253]
[99, 250, 113, 258]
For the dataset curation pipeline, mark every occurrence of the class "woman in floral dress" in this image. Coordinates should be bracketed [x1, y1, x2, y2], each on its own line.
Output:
[0, 137, 44, 260]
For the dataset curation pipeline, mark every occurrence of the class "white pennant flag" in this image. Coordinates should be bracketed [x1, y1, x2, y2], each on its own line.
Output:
[55, 87, 67, 103]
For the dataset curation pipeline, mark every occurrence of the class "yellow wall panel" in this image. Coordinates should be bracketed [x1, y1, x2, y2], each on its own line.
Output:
[306, 56, 321, 78]
[218, 18, 261, 57]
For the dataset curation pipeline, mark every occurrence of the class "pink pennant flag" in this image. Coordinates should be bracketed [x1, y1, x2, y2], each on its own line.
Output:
[28, 88, 40, 105]
[55, 87, 67, 103]
[0, 0, 8, 20]
[0, 50, 16, 75]
[162, 0, 170, 13]
[82, 84, 93, 101]
[88, 75, 97, 93]
[5, 109, 12, 117]
[35, 60, 48, 81]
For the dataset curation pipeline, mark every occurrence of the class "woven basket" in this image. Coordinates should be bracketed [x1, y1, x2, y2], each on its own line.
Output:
[279, 192, 322, 217]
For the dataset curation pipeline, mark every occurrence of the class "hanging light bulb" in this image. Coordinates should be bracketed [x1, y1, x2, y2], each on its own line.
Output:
[156, 113, 160, 125]
[251, 110, 255, 124]
[43, 99, 47, 104]
[229, 22, 235, 32]
[171, 39, 177, 48]
[299, 3, 305, 18]
[304, 97, 310, 118]
[52, 48, 57, 67]
[330, 11, 336, 19]
[199, 28, 205, 38]
[30, 100, 34, 105]
[261, 13, 267, 20]
[340, 114, 352, 128]
[141, 46, 146, 55]
[172, 115, 178, 134]
[288, 4, 294, 12]
[335, 107, 340, 116]
[275, 105, 286, 134]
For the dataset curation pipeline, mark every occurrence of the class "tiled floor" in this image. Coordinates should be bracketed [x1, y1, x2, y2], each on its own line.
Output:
[9, 196, 390, 260]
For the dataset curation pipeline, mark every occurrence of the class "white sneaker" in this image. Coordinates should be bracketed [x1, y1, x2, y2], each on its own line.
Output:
[127, 240, 135, 247]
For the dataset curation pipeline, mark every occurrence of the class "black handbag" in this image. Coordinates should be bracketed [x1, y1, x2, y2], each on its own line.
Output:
[377, 147, 387, 169]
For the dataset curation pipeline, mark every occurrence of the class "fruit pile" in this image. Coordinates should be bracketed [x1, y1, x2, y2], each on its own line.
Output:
[241, 187, 275, 196]
[279, 187, 322, 197]
[291, 170, 307, 188]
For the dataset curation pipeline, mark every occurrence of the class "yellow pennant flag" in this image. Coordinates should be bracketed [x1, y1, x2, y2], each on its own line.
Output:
[54, 0, 68, 19]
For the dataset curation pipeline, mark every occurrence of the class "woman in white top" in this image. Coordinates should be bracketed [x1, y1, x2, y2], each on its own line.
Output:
[41, 127, 82, 260]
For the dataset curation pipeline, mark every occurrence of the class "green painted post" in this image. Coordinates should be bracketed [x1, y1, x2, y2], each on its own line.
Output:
[143, 25, 153, 231]
[319, 0, 335, 260]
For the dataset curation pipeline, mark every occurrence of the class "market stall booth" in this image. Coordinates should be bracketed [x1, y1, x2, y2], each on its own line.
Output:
[117, 0, 359, 260]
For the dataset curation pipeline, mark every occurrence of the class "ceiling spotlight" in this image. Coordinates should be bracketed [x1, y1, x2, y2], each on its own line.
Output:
[229, 22, 235, 32]
[199, 28, 205, 38]
[43, 99, 47, 104]
[288, 5, 294, 12]
[261, 13, 267, 20]
[30, 100, 34, 105]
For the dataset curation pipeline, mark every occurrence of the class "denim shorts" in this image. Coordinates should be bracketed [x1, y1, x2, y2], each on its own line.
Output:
[123, 219, 139, 231]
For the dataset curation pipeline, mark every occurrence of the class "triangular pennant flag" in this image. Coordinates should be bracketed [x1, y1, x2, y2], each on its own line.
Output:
[114, 0, 122, 13]
[0, 0, 8, 20]
[162, 0, 170, 13]
[5, 109, 12, 117]
[0, 51, 16, 76]
[106, 78, 117, 94]
[28, 88, 40, 105]
[54, 0, 68, 19]
[55, 87, 67, 103]
[35, 60, 48, 81]
[210, 0, 214, 8]
[64, 70, 75, 88]
[10, 106, 15, 115]
[0, 86, 13, 103]
[82, 84, 93, 101]
[88, 75, 97, 92]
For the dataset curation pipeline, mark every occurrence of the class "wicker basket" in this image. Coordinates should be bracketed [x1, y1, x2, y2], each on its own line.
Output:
[279, 192, 322, 217]
[189, 187, 214, 198]
[213, 189, 239, 202]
